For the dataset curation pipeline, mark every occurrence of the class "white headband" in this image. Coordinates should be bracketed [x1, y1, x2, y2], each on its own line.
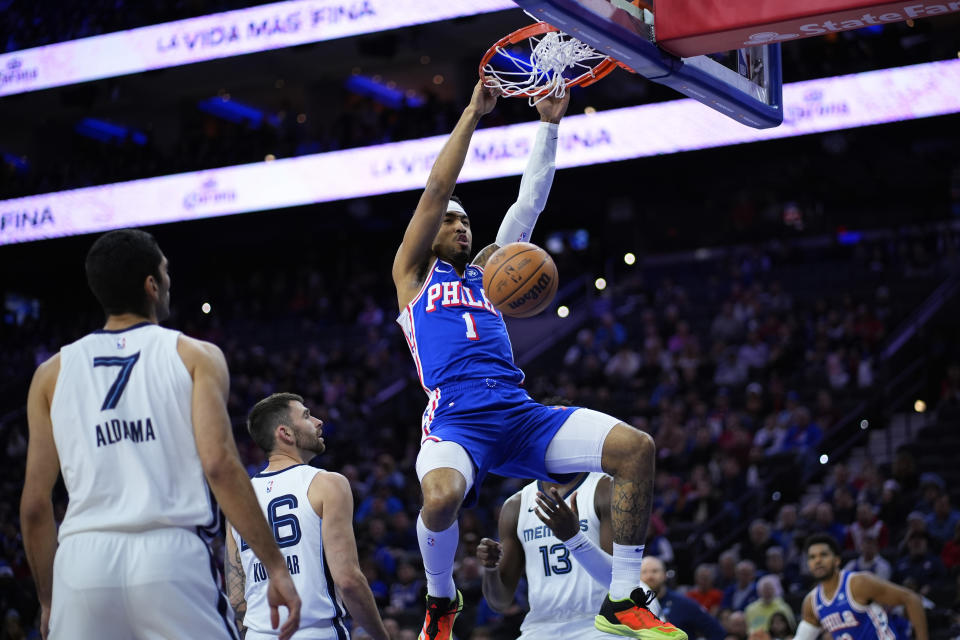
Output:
[447, 200, 467, 216]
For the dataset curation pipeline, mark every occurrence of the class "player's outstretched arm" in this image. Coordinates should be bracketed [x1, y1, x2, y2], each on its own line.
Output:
[850, 572, 928, 640]
[477, 493, 525, 613]
[224, 523, 248, 635]
[793, 593, 822, 640]
[310, 471, 390, 640]
[393, 81, 498, 307]
[475, 91, 569, 270]
[179, 335, 301, 640]
[19, 354, 61, 640]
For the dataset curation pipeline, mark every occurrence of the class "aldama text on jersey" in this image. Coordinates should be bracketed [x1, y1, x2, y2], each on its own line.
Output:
[397, 258, 524, 393]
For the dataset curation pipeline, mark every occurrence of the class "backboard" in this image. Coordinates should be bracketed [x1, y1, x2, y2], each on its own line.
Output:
[511, 0, 784, 129]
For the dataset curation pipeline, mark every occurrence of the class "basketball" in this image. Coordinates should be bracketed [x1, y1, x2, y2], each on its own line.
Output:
[482, 242, 558, 318]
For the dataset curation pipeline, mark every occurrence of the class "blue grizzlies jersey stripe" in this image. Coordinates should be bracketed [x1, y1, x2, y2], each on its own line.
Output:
[397, 258, 524, 392]
[815, 571, 895, 640]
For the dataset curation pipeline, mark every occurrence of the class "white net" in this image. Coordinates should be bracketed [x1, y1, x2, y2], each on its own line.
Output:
[483, 29, 610, 105]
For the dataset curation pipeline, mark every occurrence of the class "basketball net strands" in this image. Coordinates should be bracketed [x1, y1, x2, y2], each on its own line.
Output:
[494, 0, 959, 128]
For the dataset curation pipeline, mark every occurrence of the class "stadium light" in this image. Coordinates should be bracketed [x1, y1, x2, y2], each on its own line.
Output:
[557, 306, 570, 318]
[623, 252, 636, 265]
[594, 278, 607, 291]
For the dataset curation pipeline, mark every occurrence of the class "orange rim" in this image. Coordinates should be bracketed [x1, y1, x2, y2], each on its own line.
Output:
[479, 22, 617, 97]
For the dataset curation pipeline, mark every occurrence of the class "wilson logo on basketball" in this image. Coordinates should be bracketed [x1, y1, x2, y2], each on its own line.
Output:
[483, 242, 559, 318]
[506, 272, 553, 311]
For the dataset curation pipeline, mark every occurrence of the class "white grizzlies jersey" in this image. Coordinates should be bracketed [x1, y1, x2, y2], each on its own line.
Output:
[233, 465, 348, 639]
[51, 323, 216, 540]
[517, 473, 608, 634]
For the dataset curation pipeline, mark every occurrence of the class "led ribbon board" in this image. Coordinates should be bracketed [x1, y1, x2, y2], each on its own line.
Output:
[1, 59, 958, 245]
[0, 0, 516, 97]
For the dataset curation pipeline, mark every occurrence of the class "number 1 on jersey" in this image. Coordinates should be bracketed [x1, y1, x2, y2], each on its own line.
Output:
[462, 312, 479, 341]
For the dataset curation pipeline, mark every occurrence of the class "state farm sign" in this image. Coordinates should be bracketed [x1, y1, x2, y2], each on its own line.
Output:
[655, 0, 960, 57]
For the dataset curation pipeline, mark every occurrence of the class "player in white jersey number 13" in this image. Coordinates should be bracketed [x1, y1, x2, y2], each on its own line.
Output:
[19, 229, 300, 640]
[794, 534, 928, 640]
[478, 472, 662, 639]
[226, 392, 389, 640]
[392, 82, 685, 640]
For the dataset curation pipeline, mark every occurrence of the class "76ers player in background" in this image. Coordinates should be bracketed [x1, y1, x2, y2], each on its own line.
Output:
[795, 534, 928, 640]
[392, 80, 685, 640]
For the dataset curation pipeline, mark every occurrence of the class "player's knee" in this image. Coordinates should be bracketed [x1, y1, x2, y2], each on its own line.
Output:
[421, 484, 463, 527]
[602, 424, 655, 473]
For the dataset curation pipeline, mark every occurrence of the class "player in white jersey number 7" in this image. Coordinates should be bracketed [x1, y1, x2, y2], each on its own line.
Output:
[19, 229, 300, 640]
[392, 81, 686, 640]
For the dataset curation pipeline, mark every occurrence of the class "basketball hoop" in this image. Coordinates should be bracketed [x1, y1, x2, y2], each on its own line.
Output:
[479, 22, 617, 106]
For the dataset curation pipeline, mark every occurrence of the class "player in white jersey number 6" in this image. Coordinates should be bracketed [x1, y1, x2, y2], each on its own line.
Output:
[19, 229, 300, 640]
[393, 82, 685, 640]
[478, 472, 662, 639]
[226, 392, 389, 640]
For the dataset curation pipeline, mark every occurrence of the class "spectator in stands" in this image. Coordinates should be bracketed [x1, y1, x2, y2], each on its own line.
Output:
[763, 547, 803, 597]
[385, 561, 424, 622]
[717, 550, 739, 590]
[845, 502, 890, 552]
[941, 521, 960, 571]
[917, 472, 946, 515]
[844, 533, 892, 581]
[604, 343, 642, 383]
[831, 486, 857, 525]
[595, 312, 627, 352]
[715, 348, 749, 387]
[879, 479, 908, 527]
[640, 557, 726, 640]
[895, 530, 947, 597]
[744, 575, 795, 633]
[809, 502, 845, 546]
[771, 504, 801, 556]
[737, 330, 769, 376]
[687, 564, 724, 616]
[724, 610, 748, 640]
[926, 494, 960, 545]
[766, 611, 794, 640]
[740, 520, 777, 567]
[722, 560, 759, 612]
[776, 407, 823, 454]
[899, 511, 929, 554]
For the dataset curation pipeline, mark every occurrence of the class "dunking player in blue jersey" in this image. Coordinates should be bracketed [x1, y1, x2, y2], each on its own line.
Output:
[795, 534, 928, 640]
[392, 80, 685, 640]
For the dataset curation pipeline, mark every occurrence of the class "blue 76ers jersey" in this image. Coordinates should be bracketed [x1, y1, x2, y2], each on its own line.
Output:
[397, 258, 524, 392]
[814, 571, 895, 640]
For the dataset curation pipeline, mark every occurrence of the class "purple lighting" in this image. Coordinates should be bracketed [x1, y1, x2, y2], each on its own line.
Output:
[1, 59, 958, 246]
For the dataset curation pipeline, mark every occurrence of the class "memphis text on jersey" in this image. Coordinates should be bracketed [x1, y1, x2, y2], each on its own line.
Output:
[94, 417, 157, 447]
[523, 519, 589, 542]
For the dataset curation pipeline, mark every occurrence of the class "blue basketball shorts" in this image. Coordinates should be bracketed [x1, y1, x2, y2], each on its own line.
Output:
[418, 378, 580, 506]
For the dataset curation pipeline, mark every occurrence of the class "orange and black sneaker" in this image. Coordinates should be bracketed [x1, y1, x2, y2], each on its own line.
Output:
[595, 587, 688, 640]
[417, 590, 463, 640]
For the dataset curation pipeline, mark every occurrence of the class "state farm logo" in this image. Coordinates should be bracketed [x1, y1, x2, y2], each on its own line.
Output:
[744, 31, 798, 44]
[742, 2, 960, 47]
[182, 178, 236, 210]
[0, 57, 39, 88]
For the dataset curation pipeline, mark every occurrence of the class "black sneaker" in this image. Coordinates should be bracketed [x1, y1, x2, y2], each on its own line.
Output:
[418, 590, 463, 640]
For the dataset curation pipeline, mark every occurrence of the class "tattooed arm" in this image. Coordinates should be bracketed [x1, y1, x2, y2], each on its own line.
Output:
[224, 523, 248, 636]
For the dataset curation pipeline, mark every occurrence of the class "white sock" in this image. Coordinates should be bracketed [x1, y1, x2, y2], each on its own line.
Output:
[417, 513, 458, 599]
[610, 543, 645, 600]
